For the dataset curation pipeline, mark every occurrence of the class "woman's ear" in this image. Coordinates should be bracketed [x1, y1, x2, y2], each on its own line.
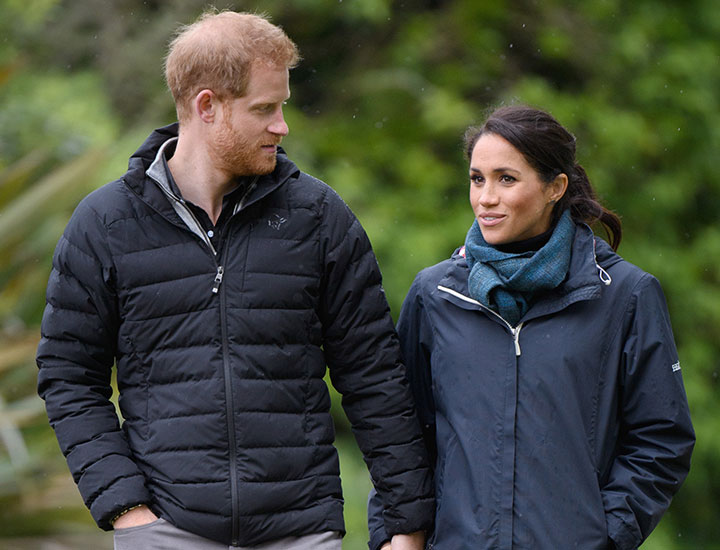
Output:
[549, 173, 569, 203]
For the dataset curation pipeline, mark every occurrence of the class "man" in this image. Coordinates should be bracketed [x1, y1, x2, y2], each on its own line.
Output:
[37, 10, 433, 550]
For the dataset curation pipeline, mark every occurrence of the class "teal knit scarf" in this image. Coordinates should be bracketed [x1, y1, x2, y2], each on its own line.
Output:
[464, 209, 575, 326]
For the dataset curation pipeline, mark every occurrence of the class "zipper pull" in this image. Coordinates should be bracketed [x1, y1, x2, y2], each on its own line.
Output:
[512, 323, 523, 356]
[212, 266, 224, 294]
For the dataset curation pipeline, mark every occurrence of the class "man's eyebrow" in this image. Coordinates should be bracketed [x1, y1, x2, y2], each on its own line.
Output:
[251, 94, 291, 107]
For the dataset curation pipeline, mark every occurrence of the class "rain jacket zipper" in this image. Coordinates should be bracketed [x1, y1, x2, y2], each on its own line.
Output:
[437, 285, 524, 355]
[438, 283, 521, 545]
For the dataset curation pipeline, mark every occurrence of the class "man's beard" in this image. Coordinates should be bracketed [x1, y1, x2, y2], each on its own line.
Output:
[212, 116, 279, 177]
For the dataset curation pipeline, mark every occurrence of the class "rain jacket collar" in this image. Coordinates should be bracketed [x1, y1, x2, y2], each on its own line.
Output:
[438, 223, 622, 326]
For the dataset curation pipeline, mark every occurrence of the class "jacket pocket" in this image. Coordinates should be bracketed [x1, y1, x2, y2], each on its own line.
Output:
[113, 517, 164, 535]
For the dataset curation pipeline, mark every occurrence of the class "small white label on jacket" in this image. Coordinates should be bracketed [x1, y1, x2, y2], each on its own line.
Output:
[672, 362, 681, 372]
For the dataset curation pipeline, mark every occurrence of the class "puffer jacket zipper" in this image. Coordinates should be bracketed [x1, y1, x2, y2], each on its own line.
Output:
[211, 185, 256, 546]
[147, 152, 255, 544]
[152, 189, 241, 542]
[216, 232, 239, 545]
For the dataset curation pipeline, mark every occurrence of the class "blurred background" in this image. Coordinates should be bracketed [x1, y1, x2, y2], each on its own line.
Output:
[1, 0, 718, 548]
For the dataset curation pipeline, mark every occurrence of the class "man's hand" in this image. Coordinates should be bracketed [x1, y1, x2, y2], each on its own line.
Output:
[383, 531, 425, 550]
[112, 505, 158, 529]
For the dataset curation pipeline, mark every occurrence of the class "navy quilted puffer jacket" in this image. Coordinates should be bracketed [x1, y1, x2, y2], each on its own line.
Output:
[37, 124, 434, 546]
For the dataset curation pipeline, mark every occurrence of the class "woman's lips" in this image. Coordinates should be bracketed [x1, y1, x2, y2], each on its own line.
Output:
[478, 214, 505, 227]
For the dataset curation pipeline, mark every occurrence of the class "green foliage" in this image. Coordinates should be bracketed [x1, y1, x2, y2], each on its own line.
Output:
[1, 1, 719, 548]
[0, 71, 118, 166]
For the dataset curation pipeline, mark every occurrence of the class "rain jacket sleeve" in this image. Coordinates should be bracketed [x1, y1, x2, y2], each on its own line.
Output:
[318, 190, 434, 541]
[367, 273, 437, 550]
[36, 197, 152, 530]
[602, 274, 695, 550]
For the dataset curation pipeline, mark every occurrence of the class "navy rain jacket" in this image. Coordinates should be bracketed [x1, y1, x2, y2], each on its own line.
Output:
[369, 223, 694, 550]
[37, 124, 433, 546]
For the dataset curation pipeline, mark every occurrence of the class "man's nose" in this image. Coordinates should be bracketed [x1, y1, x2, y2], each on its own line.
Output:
[268, 109, 289, 136]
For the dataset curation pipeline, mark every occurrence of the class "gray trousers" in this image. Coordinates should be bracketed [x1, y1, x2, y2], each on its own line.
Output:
[113, 518, 342, 550]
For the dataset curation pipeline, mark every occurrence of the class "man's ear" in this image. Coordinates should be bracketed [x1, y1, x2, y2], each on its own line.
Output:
[549, 172, 569, 203]
[194, 89, 217, 123]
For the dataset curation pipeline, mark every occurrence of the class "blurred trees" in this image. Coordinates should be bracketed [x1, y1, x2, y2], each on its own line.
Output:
[1, 0, 718, 547]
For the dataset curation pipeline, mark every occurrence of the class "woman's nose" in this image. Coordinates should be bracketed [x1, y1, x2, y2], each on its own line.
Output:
[478, 183, 499, 205]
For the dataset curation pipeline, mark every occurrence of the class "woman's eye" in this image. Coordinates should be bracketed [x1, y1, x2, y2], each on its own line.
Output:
[470, 175, 484, 184]
[500, 175, 516, 183]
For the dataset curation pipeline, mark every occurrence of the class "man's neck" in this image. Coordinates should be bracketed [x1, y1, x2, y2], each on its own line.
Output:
[167, 136, 238, 225]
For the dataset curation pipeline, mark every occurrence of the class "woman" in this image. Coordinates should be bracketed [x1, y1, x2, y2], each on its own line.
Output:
[368, 105, 694, 550]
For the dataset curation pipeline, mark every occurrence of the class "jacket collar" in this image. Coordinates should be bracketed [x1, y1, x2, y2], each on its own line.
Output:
[122, 123, 300, 229]
[438, 223, 619, 322]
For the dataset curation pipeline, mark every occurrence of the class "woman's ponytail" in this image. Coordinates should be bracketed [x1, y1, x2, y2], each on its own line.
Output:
[560, 164, 622, 250]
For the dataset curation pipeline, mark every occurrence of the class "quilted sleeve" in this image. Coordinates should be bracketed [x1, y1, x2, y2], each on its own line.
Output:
[367, 273, 437, 550]
[37, 196, 152, 530]
[318, 187, 434, 539]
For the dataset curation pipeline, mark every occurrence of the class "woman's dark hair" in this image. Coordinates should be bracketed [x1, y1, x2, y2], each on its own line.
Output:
[463, 104, 622, 250]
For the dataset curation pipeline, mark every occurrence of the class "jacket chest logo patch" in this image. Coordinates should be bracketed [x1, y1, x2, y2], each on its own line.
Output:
[672, 361, 681, 372]
[268, 214, 287, 230]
